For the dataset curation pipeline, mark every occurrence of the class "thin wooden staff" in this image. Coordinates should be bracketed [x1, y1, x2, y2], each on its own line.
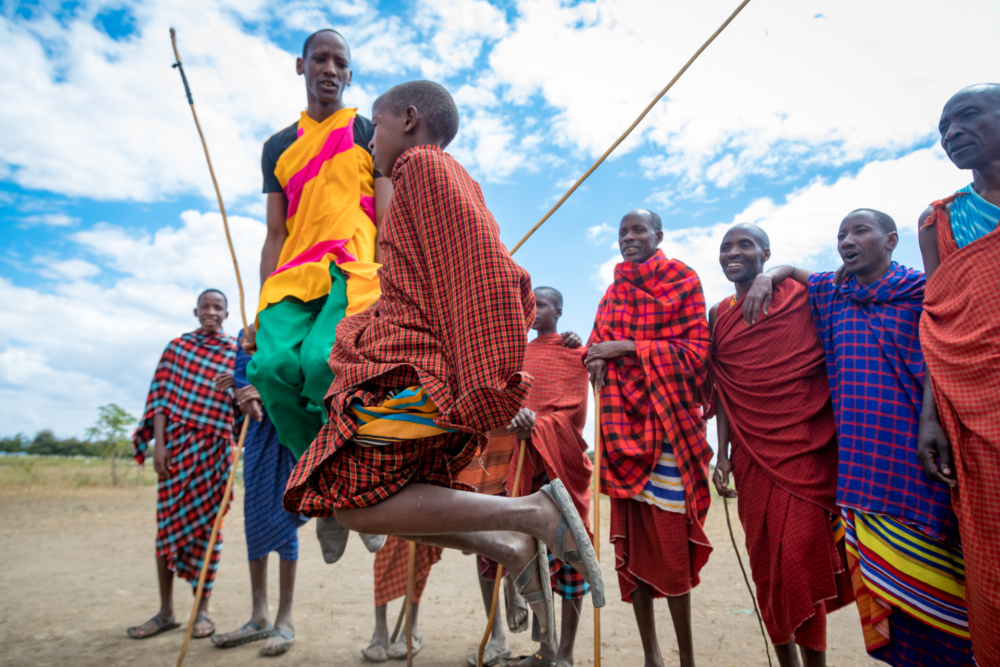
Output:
[169, 27, 251, 667]
[592, 387, 602, 667]
[476, 438, 528, 667]
[508, 0, 753, 255]
[405, 540, 417, 667]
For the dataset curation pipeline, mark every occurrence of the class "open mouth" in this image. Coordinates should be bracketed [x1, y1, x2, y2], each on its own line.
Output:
[319, 80, 338, 92]
[622, 245, 639, 255]
[842, 251, 860, 263]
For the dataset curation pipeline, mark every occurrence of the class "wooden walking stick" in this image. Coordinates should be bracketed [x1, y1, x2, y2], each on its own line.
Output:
[476, 437, 527, 667]
[405, 540, 417, 666]
[592, 387, 603, 667]
[508, 0, 752, 255]
[169, 27, 251, 667]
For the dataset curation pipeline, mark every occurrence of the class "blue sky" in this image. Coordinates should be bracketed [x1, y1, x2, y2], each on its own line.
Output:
[1, 0, 996, 443]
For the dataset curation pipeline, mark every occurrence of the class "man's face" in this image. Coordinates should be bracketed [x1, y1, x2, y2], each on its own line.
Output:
[370, 97, 410, 177]
[532, 292, 561, 332]
[838, 213, 895, 278]
[619, 214, 662, 264]
[194, 293, 228, 333]
[297, 32, 351, 107]
[939, 90, 1000, 171]
[719, 228, 768, 284]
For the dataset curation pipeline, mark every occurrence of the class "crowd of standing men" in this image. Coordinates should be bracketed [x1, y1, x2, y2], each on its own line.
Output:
[125, 24, 999, 667]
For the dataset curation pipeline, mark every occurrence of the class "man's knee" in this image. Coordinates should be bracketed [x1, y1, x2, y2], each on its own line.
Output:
[334, 507, 369, 533]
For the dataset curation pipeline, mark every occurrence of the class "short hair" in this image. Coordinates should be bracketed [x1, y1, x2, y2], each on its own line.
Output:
[534, 286, 563, 310]
[197, 288, 228, 307]
[380, 81, 460, 147]
[848, 208, 897, 235]
[729, 222, 770, 250]
[624, 208, 662, 232]
[302, 29, 350, 60]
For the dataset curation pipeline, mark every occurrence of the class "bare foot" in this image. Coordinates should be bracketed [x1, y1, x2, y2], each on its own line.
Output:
[192, 612, 215, 639]
[506, 532, 550, 640]
[504, 575, 529, 632]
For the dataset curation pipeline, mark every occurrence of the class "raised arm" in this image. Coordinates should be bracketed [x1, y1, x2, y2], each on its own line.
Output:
[915, 206, 955, 486]
[742, 265, 813, 326]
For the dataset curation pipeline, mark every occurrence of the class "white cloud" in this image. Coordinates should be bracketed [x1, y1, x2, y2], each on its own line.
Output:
[0, 209, 265, 437]
[592, 147, 970, 305]
[19, 213, 79, 226]
[490, 0, 1000, 193]
[585, 222, 615, 244]
[36, 258, 101, 281]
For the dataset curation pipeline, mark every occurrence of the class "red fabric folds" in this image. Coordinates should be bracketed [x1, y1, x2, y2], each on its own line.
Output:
[584, 249, 712, 527]
[711, 281, 839, 512]
[507, 333, 593, 528]
[374, 537, 441, 607]
[920, 196, 1000, 664]
[286, 145, 534, 513]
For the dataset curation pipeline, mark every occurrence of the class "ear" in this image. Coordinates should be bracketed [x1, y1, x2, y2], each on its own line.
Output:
[295, 57, 305, 76]
[404, 105, 419, 133]
[193, 307, 199, 319]
[223, 310, 229, 320]
[655, 229, 664, 245]
[886, 231, 899, 252]
[555, 306, 563, 319]
[762, 247, 772, 263]
[346, 68, 352, 87]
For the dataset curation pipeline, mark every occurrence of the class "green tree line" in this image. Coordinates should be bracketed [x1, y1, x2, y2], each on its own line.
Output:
[2, 404, 137, 460]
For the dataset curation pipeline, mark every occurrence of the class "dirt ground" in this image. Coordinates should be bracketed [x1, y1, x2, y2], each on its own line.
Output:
[0, 483, 878, 667]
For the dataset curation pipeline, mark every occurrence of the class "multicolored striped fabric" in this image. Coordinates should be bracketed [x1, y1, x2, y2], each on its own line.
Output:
[949, 183, 1000, 249]
[633, 442, 685, 514]
[256, 107, 380, 323]
[845, 510, 969, 640]
[350, 386, 457, 447]
[133, 329, 238, 594]
[808, 263, 957, 541]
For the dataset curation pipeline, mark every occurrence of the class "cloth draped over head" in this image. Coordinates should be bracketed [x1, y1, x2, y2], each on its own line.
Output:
[256, 107, 380, 324]
[584, 249, 712, 524]
[507, 333, 594, 529]
[919, 192, 1000, 663]
[285, 145, 534, 514]
[132, 328, 239, 463]
[711, 280, 838, 511]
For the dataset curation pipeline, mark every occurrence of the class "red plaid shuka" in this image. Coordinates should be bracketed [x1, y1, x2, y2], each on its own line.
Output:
[920, 195, 1000, 664]
[712, 284, 852, 645]
[132, 329, 239, 594]
[507, 333, 593, 528]
[285, 145, 534, 513]
[584, 250, 712, 524]
[374, 537, 442, 607]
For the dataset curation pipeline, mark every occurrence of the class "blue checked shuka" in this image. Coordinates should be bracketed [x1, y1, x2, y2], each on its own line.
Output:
[235, 334, 307, 561]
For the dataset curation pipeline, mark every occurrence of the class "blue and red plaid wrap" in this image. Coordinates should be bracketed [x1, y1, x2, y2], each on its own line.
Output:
[808, 263, 958, 542]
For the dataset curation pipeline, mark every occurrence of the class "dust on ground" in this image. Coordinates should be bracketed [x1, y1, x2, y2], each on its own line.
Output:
[0, 461, 877, 667]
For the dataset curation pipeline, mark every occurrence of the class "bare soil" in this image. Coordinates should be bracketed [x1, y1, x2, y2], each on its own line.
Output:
[0, 485, 877, 666]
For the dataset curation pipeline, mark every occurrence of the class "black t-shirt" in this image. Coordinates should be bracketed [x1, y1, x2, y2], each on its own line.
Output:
[261, 113, 380, 194]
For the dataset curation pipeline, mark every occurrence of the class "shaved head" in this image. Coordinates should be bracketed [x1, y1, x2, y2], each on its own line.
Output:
[846, 208, 896, 235]
[939, 83, 1000, 171]
[534, 286, 563, 310]
[303, 29, 350, 60]
[946, 83, 1000, 108]
[380, 81, 460, 147]
[623, 208, 661, 232]
[727, 222, 769, 251]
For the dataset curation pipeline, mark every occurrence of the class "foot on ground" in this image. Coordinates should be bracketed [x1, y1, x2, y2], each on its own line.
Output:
[259, 626, 295, 657]
[362, 636, 389, 662]
[211, 620, 272, 648]
[127, 613, 179, 639]
[466, 642, 512, 666]
[192, 612, 215, 639]
[386, 631, 423, 659]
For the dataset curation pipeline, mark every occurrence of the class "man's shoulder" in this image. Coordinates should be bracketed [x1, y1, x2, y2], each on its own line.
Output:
[263, 121, 300, 158]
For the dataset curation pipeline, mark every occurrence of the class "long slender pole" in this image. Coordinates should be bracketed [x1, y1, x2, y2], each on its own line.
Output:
[592, 388, 602, 667]
[508, 0, 753, 255]
[169, 27, 251, 667]
[477, 438, 527, 667]
[405, 540, 417, 667]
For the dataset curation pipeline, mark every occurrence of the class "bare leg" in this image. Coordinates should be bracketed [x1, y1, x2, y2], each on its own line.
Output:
[555, 596, 584, 664]
[369, 603, 390, 652]
[632, 582, 664, 667]
[259, 558, 298, 653]
[127, 555, 177, 637]
[193, 591, 214, 636]
[250, 556, 269, 625]
[666, 592, 695, 667]
[774, 642, 803, 667]
[801, 646, 825, 667]
[479, 573, 508, 649]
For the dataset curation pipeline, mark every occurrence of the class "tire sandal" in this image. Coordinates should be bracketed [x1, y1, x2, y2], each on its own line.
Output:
[191, 612, 216, 639]
[504, 577, 530, 634]
[513, 539, 555, 645]
[127, 613, 180, 639]
[260, 627, 295, 657]
[211, 620, 272, 648]
[466, 643, 512, 666]
[540, 478, 606, 608]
